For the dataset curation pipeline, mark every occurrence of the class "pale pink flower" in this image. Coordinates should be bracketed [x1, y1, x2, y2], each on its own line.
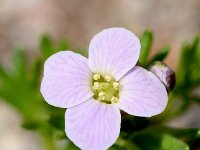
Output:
[40, 28, 168, 150]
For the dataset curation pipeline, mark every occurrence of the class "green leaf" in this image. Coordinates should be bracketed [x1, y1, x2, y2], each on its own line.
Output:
[48, 107, 65, 130]
[176, 42, 192, 88]
[0, 64, 8, 80]
[161, 134, 189, 150]
[196, 37, 200, 64]
[40, 34, 55, 58]
[149, 46, 170, 65]
[176, 36, 200, 89]
[132, 132, 189, 150]
[11, 48, 27, 78]
[21, 120, 39, 130]
[131, 126, 199, 150]
[75, 48, 88, 57]
[111, 137, 141, 150]
[66, 141, 79, 150]
[139, 30, 153, 67]
[54, 130, 66, 140]
[57, 39, 70, 50]
[109, 145, 126, 150]
[30, 58, 43, 89]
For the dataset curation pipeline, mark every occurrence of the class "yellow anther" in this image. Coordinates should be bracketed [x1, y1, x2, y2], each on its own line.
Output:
[111, 96, 119, 103]
[101, 96, 106, 100]
[113, 82, 119, 89]
[98, 91, 105, 97]
[93, 82, 100, 90]
[104, 75, 111, 82]
[93, 74, 100, 80]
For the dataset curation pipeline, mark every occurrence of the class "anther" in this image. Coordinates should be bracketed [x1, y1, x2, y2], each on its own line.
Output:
[98, 91, 105, 97]
[93, 82, 100, 90]
[104, 75, 111, 82]
[101, 96, 105, 100]
[93, 74, 101, 80]
[113, 82, 119, 89]
[111, 96, 119, 103]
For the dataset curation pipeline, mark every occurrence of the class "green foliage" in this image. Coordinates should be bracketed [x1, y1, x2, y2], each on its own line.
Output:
[0, 33, 200, 150]
[139, 30, 153, 67]
[40, 34, 55, 58]
[132, 133, 189, 150]
[149, 45, 170, 66]
[130, 126, 199, 150]
[157, 36, 200, 122]
[139, 30, 171, 68]
[40, 34, 70, 59]
[161, 134, 189, 150]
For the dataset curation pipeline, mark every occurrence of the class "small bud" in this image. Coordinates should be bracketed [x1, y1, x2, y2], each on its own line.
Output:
[149, 61, 176, 93]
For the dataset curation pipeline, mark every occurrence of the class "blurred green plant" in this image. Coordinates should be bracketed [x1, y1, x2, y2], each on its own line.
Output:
[0, 32, 199, 150]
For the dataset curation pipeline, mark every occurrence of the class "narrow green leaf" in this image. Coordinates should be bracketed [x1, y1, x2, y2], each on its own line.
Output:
[75, 48, 88, 57]
[48, 108, 65, 130]
[161, 134, 189, 150]
[54, 130, 66, 140]
[149, 46, 170, 65]
[40, 34, 55, 58]
[0, 64, 9, 80]
[131, 126, 200, 150]
[176, 36, 200, 89]
[57, 39, 70, 50]
[11, 49, 27, 78]
[139, 30, 153, 67]
[66, 141, 79, 150]
[176, 43, 191, 87]
[21, 120, 39, 130]
[31, 58, 43, 88]
[195, 36, 200, 65]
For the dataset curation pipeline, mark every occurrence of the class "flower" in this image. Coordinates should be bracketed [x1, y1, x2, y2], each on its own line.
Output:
[40, 28, 168, 150]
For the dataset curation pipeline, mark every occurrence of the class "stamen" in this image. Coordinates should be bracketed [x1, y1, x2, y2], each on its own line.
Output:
[113, 82, 119, 89]
[98, 91, 106, 101]
[101, 96, 105, 100]
[92, 74, 120, 104]
[111, 96, 119, 103]
[104, 75, 111, 82]
[93, 74, 100, 80]
[98, 91, 105, 97]
[93, 82, 100, 90]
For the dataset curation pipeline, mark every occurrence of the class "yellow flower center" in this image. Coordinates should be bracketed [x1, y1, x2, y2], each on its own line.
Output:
[92, 74, 120, 104]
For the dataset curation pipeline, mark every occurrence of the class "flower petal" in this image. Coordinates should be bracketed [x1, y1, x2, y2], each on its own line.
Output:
[40, 51, 93, 108]
[65, 99, 121, 150]
[88, 28, 141, 80]
[118, 66, 168, 117]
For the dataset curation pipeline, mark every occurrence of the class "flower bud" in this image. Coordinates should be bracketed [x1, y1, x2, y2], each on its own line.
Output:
[149, 61, 176, 93]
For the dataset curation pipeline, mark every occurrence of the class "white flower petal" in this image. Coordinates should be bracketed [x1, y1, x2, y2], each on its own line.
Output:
[65, 99, 121, 150]
[118, 66, 168, 117]
[88, 28, 140, 80]
[40, 51, 93, 108]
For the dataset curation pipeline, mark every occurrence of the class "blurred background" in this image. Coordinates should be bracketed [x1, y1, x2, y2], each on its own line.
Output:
[0, 0, 200, 149]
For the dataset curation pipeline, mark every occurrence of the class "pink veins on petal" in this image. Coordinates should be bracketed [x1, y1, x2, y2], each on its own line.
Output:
[40, 28, 168, 150]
